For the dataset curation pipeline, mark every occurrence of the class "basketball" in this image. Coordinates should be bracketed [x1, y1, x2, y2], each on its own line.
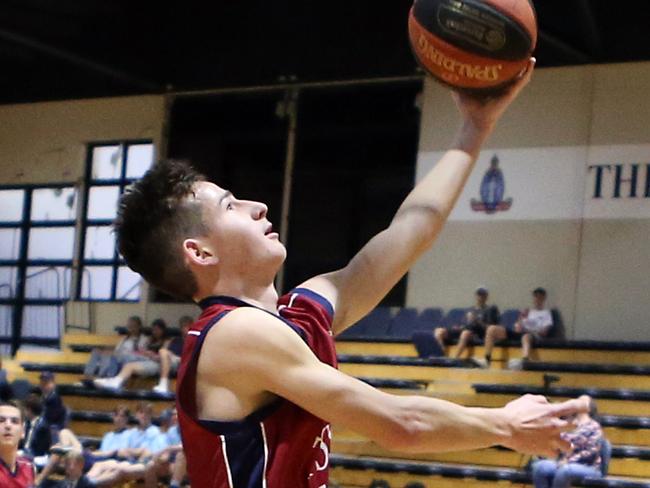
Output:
[408, 0, 537, 91]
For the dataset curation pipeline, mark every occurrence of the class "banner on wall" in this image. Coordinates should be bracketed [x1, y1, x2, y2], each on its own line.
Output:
[417, 145, 650, 221]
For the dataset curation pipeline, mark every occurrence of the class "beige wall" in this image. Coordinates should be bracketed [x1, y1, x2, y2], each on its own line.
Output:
[408, 62, 650, 341]
[0, 96, 165, 184]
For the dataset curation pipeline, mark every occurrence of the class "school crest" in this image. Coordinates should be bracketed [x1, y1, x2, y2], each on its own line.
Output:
[471, 154, 513, 214]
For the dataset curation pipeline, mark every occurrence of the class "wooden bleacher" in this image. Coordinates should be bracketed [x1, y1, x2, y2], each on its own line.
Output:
[3, 331, 649, 487]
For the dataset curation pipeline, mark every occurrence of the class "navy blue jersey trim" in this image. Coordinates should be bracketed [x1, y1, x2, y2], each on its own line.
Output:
[199, 295, 250, 310]
[199, 401, 281, 435]
[221, 425, 266, 488]
[291, 287, 335, 318]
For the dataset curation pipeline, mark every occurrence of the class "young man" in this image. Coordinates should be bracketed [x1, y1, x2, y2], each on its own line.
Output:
[433, 286, 500, 361]
[116, 60, 588, 488]
[484, 287, 554, 369]
[0, 402, 35, 488]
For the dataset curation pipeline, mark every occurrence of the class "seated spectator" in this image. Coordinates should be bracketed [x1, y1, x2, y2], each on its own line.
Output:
[38, 372, 66, 430]
[143, 408, 185, 488]
[33, 428, 83, 485]
[94, 319, 168, 391]
[433, 287, 500, 361]
[82, 315, 148, 382]
[532, 395, 604, 488]
[483, 287, 554, 369]
[39, 450, 95, 488]
[21, 394, 51, 460]
[153, 316, 192, 394]
[92, 405, 133, 458]
[0, 401, 35, 488]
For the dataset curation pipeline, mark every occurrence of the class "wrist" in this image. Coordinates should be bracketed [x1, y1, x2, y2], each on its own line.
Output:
[476, 407, 512, 447]
[453, 120, 494, 157]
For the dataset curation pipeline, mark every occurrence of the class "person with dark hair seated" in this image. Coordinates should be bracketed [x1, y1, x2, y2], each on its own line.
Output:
[153, 316, 192, 394]
[483, 287, 553, 369]
[39, 372, 67, 430]
[21, 394, 52, 460]
[434, 286, 500, 361]
[94, 319, 169, 391]
[532, 395, 604, 488]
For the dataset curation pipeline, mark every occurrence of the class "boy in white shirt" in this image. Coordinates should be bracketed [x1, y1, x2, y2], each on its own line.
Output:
[482, 288, 554, 369]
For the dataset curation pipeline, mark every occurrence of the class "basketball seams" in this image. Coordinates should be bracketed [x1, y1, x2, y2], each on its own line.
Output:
[480, 0, 538, 45]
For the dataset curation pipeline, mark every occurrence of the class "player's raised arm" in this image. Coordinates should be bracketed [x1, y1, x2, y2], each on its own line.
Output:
[303, 60, 536, 334]
[200, 307, 586, 457]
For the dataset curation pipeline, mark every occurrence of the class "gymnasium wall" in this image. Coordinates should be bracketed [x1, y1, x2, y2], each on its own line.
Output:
[0, 95, 184, 335]
[407, 63, 650, 341]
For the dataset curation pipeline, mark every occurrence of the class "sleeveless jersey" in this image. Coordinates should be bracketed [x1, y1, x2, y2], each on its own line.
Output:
[177, 288, 337, 488]
[0, 457, 35, 488]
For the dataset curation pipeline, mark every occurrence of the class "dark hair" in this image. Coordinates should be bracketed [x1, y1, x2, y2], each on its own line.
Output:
[115, 160, 208, 300]
[0, 400, 24, 421]
[135, 401, 153, 416]
[533, 287, 547, 296]
[151, 319, 168, 338]
[24, 394, 43, 416]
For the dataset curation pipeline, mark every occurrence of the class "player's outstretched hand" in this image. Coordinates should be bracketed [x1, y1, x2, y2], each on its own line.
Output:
[453, 57, 536, 131]
[499, 394, 589, 458]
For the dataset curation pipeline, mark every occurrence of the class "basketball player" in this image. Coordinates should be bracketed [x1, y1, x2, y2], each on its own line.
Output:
[0, 402, 35, 488]
[116, 59, 588, 488]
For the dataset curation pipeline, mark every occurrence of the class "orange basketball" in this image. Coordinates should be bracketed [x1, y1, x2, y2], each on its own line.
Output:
[408, 0, 537, 91]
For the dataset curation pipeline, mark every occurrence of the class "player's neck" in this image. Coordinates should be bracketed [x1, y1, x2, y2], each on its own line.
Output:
[198, 280, 279, 314]
[0, 448, 17, 472]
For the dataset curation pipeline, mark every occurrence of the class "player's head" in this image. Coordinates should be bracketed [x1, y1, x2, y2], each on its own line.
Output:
[116, 160, 285, 301]
[532, 287, 547, 308]
[0, 402, 25, 451]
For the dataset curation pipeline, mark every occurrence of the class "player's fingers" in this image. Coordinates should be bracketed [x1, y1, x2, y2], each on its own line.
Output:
[549, 398, 589, 418]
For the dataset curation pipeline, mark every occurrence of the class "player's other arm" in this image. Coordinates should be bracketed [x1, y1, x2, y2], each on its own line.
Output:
[203, 308, 586, 456]
[303, 60, 536, 334]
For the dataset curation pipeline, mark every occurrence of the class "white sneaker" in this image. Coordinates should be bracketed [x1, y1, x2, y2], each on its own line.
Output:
[474, 358, 489, 369]
[94, 377, 123, 390]
[508, 358, 524, 370]
[153, 383, 169, 394]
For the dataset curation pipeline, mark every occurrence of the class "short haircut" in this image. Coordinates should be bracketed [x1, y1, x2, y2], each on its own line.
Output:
[533, 287, 547, 297]
[151, 318, 168, 333]
[135, 401, 153, 416]
[127, 316, 143, 327]
[24, 394, 43, 416]
[113, 404, 130, 417]
[115, 160, 208, 300]
[0, 400, 24, 421]
[65, 449, 85, 464]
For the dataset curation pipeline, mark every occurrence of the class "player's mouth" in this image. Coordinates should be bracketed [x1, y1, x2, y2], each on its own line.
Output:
[264, 224, 279, 239]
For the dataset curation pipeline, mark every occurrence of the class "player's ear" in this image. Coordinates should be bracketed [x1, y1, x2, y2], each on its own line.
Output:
[183, 238, 219, 266]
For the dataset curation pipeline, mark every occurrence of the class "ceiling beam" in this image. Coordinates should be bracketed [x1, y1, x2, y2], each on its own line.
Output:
[0, 27, 160, 91]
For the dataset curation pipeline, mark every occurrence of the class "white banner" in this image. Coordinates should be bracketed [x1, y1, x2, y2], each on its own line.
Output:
[417, 145, 650, 221]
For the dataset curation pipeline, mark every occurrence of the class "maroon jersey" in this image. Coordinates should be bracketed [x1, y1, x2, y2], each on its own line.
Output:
[177, 288, 337, 488]
[0, 457, 35, 488]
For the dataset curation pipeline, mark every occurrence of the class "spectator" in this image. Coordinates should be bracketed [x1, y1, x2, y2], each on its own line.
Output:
[532, 395, 604, 488]
[38, 372, 66, 430]
[61, 450, 95, 488]
[153, 316, 192, 394]
[21, 394, 51, 459]
[0, 401, 35, 488]
[143, 408, 185, 488]
[93, 405, 133, 458]
[483, 287, 554, 369]
[119, 401, 162, 460]
[94, 319, 168, 391]
[82, 316, 148, 382]
[433, 287, 500, 361]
